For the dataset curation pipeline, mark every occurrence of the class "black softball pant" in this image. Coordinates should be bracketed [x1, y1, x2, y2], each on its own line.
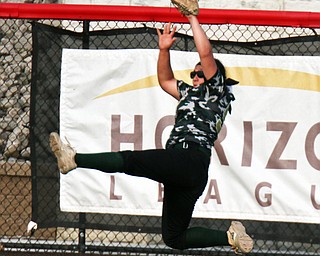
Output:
[119, 148, 210, 249]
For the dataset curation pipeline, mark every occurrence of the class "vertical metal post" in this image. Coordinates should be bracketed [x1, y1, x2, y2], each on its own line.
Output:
[78, 20, 90, 254]
[83, 20, 90, 49]
[79, 213, 86, 253]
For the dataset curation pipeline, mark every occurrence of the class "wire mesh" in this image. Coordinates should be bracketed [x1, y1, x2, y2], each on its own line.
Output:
[0, 17, 319, 255]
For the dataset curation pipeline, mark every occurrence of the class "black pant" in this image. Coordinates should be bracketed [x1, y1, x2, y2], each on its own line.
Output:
[120, 147, 210, 249]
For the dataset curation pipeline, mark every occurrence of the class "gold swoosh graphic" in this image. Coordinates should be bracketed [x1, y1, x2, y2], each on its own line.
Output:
[228, 67, 320, 92]
[95, 70, 190, 99]
[95, 67, 320, 99]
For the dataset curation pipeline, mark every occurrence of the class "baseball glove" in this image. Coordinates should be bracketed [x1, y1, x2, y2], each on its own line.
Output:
[171, 0, 199, 16]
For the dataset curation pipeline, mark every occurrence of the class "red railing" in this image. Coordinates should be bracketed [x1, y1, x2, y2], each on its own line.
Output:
[0, 3, 320, 27]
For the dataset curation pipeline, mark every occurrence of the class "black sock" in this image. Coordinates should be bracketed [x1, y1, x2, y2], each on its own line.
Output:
[75, 152, 124, 173]
[184, 227, 229, 248]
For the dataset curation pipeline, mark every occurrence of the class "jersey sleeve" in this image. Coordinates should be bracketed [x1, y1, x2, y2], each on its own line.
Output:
[176, 80, 189, 99]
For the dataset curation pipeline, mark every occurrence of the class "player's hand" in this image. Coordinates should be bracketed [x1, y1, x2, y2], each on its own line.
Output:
[157, 23, 177, 50]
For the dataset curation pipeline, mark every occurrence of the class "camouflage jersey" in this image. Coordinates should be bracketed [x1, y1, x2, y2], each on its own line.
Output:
[166, 69, 235, 151]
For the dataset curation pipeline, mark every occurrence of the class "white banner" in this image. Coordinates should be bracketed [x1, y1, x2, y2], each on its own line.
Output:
[60, 48, 320, 223]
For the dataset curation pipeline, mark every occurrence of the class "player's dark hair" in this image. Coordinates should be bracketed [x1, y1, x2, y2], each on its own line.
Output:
[215, 59, 226, 80]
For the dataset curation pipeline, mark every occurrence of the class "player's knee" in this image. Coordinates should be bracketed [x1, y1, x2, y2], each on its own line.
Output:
[162, 232, 186, 250]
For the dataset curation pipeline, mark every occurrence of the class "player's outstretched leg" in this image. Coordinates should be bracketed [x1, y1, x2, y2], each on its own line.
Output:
[49, 132, 77, 174]
[227, 221, 254, 254]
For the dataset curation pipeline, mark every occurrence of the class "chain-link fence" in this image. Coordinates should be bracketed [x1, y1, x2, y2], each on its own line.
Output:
[0, 6, 320, 255]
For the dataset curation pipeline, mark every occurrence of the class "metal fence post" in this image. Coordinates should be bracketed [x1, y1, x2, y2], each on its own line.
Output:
[79, 213, 86, 253]
[77, 20, 91, 254]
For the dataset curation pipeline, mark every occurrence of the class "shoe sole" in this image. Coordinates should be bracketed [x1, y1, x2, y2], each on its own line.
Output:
[230, 221, 254, 254]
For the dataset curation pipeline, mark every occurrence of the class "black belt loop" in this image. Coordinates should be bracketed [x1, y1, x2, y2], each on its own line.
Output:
[182, 141, 189, 149]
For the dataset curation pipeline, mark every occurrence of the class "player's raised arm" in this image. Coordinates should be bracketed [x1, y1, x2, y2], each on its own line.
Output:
[187, 15, 217, 81]
[156, 23, 179, 100]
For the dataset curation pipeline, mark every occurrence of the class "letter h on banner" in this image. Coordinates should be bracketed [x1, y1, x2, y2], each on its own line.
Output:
[111, 115, 143, 151]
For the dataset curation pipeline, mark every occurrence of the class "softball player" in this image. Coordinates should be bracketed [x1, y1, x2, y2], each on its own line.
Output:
[50, 14, 253, 254]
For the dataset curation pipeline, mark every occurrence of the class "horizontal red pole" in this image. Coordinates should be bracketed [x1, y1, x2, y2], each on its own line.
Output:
[0, 3, 320, 28]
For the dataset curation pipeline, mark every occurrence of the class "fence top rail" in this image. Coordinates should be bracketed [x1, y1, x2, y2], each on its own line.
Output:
[0, 3, 320, 28]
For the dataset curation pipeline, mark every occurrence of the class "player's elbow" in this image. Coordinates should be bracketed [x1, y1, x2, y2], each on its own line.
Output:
[158, 79, 179, 100]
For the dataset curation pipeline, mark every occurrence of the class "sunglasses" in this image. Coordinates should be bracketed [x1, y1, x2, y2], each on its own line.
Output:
[190, 70, 205, 79]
